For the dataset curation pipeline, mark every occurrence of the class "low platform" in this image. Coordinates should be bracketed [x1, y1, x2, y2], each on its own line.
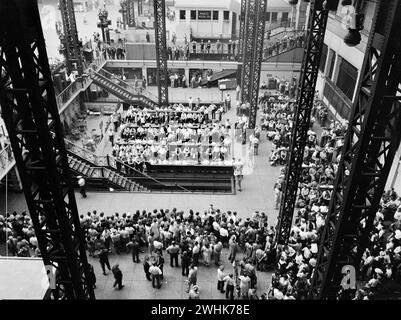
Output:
[132, 163, 234, 193]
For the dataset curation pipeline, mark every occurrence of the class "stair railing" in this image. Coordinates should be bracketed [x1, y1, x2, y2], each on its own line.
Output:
[94, 67, 159, 103]
[64, 138, 174, 190]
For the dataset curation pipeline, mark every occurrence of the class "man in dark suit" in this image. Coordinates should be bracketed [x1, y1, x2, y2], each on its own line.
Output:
[112, 264, 124, 289]
[127, 239, 140, 263]
[98, 247, 111, 275]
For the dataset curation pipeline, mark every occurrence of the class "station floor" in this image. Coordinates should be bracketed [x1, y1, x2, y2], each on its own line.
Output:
[2, 89, 283, 298]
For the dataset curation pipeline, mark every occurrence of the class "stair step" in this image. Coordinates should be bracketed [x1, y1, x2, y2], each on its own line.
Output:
[82, 166, 90, 175]
[78, 162, 86, 172]
[73, 160, 82, 170]
[116, 176, 123, 185]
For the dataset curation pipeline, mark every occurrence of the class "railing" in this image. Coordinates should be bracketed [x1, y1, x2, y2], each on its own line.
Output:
[56, 76, 91, 110]
[165, 31, 305, 63]
[56, 54, 107, 111]
[265, 20, 295, 33]
[262, 35, 305, 61]
[64, 138, 174, 191]
[93, 67, 159, 102]
[0, 145, 15, 179]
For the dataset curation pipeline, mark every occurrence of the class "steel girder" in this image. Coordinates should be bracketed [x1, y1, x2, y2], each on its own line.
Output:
[0, 0, 94, 300]
[275, 0, 333, 245]
[59, 0, 83, 75]
[249, 0, 267, 129]
[153, 0, 169, 106]
[240, 0, 266, 129]
[309, 0, 401, 299]
[238, 0, 247, 62]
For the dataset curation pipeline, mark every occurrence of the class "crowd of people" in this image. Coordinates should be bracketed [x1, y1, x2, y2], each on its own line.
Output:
[69, 204, 277, 299]
[123, 105, 224, 125]
[263, 31, 306, 60]
[1, 187, 400, 300]
[107, 102, 234, 167]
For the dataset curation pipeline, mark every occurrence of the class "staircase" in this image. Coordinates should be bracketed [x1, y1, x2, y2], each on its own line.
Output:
[65, 139, 149, 192]
[264, 46, 304, 63]
[89, 68, 159, 109]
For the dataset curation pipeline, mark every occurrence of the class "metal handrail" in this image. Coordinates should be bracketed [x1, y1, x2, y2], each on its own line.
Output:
[175, 183, 192, 193]
[64, 138, 169, 189]
[56, 55, 107, 111]
[94, 67, 158, 102]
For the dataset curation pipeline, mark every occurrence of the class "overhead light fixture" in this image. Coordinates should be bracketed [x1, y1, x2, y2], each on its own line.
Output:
[341, 0, 352, 5]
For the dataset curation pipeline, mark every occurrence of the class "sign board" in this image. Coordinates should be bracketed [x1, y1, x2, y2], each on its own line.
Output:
[198, 10, 212, 20]
[219, 84, 227, 90]
[127, 0, 136, 27]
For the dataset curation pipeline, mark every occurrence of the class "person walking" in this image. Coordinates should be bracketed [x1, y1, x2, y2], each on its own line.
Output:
[188, 265, 198, 291]
[223, 273, 235, 300]
[217, 265, 226, 293]
[143, 255, 152, 281]
[192, 241, 200, 266]
[228, 235, 238, 263]
[112, 264, 124, 290]
[233, 159, 243, 192]
[166, 241, 180, 267]
[146, 32, 150, 43]
[108, 127, 115, 146]
[126, 238, 140, 263]
[213, 241, 223, 266]
[273, 179, 282, 210]
[189, 285, 200, 299]
[181, 250, 191, 276]
[238, 272, 251, 298]
[149, 263, 162, 289]
[78, 176, 87, 198]
[98, 247, 111, 275]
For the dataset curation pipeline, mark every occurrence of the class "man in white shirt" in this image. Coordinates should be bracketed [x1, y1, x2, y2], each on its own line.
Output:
[78, 176, 87, 198]
[149, 264, 162, 289]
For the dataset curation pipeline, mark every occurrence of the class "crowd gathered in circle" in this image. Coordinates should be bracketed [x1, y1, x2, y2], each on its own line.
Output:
[1, 190, 400, 299]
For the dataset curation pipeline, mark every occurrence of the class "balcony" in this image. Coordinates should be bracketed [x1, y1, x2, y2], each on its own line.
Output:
[56, 54, 107, 113]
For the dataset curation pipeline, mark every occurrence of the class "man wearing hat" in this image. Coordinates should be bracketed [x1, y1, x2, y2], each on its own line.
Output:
[78, 176, 87, 198]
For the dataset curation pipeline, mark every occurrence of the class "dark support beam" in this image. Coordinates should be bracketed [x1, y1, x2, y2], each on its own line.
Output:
[153, 0, 169, 106]
[309, 0, 401, 299]
[59, 0, 83, 75]
[0, 0, 94, 300]
[275, 0, 337, 245]
[240, 0, 266, 129]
